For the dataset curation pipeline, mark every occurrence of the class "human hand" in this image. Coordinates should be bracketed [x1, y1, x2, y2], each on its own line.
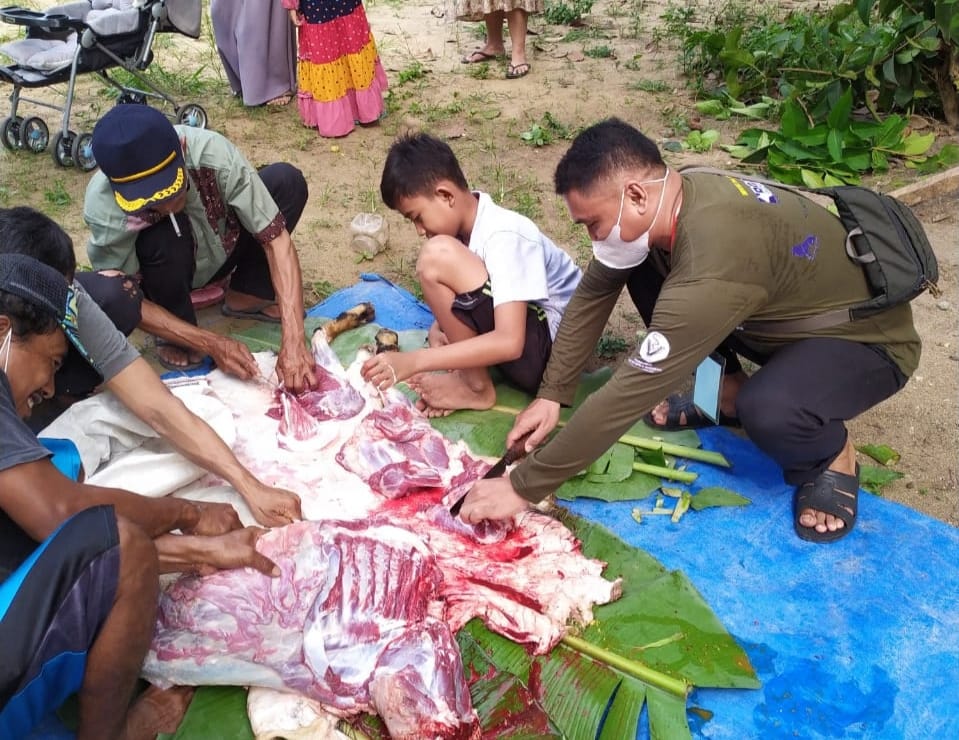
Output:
[459, 476, 530, 524]
[182, 501, 243, 536]
[276, 340, 316, 394]
[243, 482, 303, 527]
[361, 351, 415, 390]
[508, 398, 561, 450]
[427, 321, 449, 348]
[209, 336, 259, 380]
[288, 9, 303, 25]
[195, 527, 279, 577]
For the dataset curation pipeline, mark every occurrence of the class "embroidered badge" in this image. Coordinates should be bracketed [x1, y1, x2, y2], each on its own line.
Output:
[742, 180, 779, 204]
[792, 234, 820, 260]
[638, 331, 670, 363]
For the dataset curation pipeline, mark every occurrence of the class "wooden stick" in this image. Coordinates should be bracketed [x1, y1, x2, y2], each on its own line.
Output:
[561, 634, 690, 698]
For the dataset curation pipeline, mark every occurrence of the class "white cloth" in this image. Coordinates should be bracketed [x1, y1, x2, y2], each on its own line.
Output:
[467, 192, 581, 339]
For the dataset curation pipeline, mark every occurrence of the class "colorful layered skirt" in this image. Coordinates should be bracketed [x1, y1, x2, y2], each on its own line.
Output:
[292, 0, 388, 137]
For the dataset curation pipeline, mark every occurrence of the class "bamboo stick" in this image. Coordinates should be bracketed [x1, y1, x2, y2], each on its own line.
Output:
[561, 634, 690, 698]
[490, 405, 730, 469]
[632, 462, 697, 483]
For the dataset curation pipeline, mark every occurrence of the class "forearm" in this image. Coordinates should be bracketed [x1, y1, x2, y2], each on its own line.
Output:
[405, 330, 523, 375]
[538, 265, 626, 405]
[107, 360, 263, 502]
[82, 485, 200, 537]
[264, 231, 308, 352]
[140, 300, 222, 355]
[154, 532, 217, 573]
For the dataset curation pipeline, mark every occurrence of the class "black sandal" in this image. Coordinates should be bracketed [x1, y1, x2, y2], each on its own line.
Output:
[643, 393, 741, 431]
[793, 465, 860, 543]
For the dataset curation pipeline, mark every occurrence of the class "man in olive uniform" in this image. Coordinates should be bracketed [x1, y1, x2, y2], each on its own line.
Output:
[458, 118, 919, 543]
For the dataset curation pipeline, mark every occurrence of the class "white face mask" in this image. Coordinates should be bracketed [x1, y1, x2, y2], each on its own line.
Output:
[591, 167, 669, 270]
[1, 329, 10, 375]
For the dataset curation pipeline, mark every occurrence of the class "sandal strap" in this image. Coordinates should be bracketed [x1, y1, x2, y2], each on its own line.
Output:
[794, 467, 859, 526]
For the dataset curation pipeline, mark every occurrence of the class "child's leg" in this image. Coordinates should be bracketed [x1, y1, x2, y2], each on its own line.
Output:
[413, 236, 496, 414]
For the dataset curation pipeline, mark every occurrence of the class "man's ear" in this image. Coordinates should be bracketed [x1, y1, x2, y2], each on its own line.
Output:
[0, 315, 11, 335]
[622, 180, 649, 213]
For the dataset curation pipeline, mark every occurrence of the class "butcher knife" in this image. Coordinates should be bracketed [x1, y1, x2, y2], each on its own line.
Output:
[449, 431, 533, 517]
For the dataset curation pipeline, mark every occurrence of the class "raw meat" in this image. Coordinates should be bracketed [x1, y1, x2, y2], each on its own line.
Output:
[138, 341, 621, 737]
[147, 520, 479, 740]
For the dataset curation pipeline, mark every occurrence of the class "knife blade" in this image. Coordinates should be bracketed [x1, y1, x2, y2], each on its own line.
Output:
[449, 431, 533, 517]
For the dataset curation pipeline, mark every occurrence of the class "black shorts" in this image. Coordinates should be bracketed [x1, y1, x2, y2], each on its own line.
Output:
[0, 506, 120, 738]
[451, 282, 552, 395]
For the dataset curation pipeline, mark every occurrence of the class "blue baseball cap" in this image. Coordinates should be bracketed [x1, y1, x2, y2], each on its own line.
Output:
[0, 254, 93, 365]
[92, 105, 186, 214]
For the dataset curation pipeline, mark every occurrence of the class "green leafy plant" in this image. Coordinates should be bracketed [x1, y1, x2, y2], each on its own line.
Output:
[596, 332, 630, 358]
[683, 129, 720, 152]
[520, 112, 577, 147]
[543, 0, 594, 25]
[397, 61, 426, 85]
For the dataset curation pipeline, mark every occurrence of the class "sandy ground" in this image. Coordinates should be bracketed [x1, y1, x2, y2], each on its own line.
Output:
[1, 0, 955, 524]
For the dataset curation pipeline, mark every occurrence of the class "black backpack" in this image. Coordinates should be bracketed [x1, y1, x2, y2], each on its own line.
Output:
[681, 167, 940, 333]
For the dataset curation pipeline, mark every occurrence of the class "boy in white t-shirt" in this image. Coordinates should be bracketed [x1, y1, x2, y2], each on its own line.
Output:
[362, 132, 582, 416]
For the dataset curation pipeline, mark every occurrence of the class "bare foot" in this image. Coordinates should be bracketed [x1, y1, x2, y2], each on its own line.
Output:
[121, 685, 195, 740]
[409, 371, 496, 414]
[156, 341, 204, 369]
[797, 438, 858, 535]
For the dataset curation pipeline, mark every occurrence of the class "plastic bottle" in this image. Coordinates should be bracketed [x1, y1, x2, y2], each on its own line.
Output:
[350, 213, 389, 258]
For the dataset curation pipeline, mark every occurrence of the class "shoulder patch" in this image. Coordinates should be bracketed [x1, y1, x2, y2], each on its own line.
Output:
[742, 179, 779, 204]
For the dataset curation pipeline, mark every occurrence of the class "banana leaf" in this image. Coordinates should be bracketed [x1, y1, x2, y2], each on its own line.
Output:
[158, 686, 253, 740]
[689, 487, 752, 510]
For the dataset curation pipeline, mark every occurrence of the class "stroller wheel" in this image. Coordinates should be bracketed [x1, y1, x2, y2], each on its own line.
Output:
[175, 104, 207, 129]
[21, 117, 50, 154]
[1, 116, 23, 151]
[72, 132, 97, 172]
[52, 131, 76, 168]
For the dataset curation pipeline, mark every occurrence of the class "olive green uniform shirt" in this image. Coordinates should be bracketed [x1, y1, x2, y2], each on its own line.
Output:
[510, 172, 920, 502]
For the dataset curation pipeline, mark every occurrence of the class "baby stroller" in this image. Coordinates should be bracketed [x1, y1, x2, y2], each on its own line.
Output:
[0, 0, 207, 170]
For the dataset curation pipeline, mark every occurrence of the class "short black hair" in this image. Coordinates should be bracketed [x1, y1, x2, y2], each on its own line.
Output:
[0, 207, 77, 279]
[0, 290, 60, 339]
[380, 132, 470, 210]
[554, 118, 665, 196]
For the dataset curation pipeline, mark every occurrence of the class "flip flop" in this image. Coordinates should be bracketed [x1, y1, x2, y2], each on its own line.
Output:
[461, 49, 503, 64]
[155, 340, 207, 373]
[793, 465, 860, 543]
[506, 62, 531, 79]
[642, 393, 741, 431]
[221, 303, 282, 324]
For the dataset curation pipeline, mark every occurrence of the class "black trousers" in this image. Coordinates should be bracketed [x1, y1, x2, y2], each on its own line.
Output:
[55, 271, 143, 398]
[626, 262, 907, 485]
[134, 162, 308, 326]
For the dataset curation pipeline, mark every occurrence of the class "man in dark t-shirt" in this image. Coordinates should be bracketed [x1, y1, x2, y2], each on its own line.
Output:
[458, 118, 918, 545]
[0, 254, 279, 738]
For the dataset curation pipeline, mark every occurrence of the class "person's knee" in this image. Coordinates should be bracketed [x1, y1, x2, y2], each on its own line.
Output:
[261, 163, 308, 223]
[81, 272, 143, 335]
[736, 381, 804, 440]
[415, 236, 466, 284]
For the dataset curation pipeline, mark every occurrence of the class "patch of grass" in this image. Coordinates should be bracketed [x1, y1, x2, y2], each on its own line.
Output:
[595, 332, 630, 359]
[583, 45, 615, 59]
[561, 28, 608, 43]
[629, 78, 671, 93]
[309, 279, 336, 302]
[0, 184, 9, 205]
[466, 62, 491, 80]
[43, 180, 71, 207]
[519, 111, 578, 147]
[509, 190, 542, 221]
[543, 0, 594, 25]
[397, 61, 427, 85]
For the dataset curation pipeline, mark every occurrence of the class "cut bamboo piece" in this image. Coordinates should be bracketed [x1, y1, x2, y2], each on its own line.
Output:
[490, 405, 730, 469]
[561, 634, 690, 698]
[633, 462, 698, 483]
